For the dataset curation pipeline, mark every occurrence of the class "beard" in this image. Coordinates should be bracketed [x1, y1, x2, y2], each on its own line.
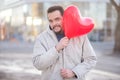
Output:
[52, 25, 63, 34]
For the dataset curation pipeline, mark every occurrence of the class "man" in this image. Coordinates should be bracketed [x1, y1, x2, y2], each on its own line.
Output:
[33, 5, 97, 80]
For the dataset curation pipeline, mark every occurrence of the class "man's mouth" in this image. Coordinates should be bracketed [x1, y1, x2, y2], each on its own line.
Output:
[53, 25, 60, 29]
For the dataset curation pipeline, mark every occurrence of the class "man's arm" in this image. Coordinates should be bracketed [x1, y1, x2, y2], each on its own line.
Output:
[33, 38, 59, 70]
[72, 36, 97, 79]
[33, 36, 69, 70]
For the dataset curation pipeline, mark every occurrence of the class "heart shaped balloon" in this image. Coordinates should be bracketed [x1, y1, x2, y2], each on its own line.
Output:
[63, 5, 94, 38]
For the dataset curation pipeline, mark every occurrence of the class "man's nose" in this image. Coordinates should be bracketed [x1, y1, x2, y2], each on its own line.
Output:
[52, 21, 57, 26]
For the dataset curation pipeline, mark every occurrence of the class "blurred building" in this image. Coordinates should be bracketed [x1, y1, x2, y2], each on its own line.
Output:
[0, 0, 117, 42]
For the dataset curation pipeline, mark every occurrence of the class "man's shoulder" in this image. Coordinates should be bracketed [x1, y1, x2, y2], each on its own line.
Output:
[36, 30, 48, 40]
[71, 35, 87, 40]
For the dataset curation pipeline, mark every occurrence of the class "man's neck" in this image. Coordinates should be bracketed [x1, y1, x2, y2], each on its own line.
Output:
[55, 30, 64, 35]
[55, 31, 65, 41]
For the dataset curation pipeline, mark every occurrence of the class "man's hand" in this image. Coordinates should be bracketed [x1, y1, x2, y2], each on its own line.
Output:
[60, 68, 76, 79]
[55, 37, 69, 52]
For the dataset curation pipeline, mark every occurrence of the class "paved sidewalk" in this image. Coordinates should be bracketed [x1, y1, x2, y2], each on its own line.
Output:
[0, 52, 120, 80]
[0, 41, 34, 53]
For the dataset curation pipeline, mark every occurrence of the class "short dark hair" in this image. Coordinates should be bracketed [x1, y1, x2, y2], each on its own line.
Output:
[47, 5, 64, 16]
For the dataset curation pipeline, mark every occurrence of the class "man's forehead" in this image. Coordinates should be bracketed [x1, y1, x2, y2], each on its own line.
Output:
[48, 10, 62, 19]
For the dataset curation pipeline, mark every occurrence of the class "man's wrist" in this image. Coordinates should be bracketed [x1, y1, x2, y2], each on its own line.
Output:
[55, 45, 60, 52]
[74, 74, 77, 78]
[72, 71, 77, 78]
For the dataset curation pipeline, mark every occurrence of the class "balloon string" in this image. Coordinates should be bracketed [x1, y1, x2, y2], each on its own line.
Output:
[62, 48, 65, 68]
[62, 48, 66, 80]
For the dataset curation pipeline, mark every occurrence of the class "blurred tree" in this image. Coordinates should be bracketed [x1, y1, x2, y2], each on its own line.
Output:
[110, 0, 120, 53]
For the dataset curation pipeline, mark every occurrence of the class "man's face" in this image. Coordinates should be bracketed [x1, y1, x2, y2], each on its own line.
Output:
[48, 10, 63, 34]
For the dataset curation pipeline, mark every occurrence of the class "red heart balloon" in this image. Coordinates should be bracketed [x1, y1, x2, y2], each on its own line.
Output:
[63, 5, 94, 38]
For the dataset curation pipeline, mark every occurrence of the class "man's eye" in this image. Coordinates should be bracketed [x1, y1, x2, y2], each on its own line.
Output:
[56, 18, 60, 21]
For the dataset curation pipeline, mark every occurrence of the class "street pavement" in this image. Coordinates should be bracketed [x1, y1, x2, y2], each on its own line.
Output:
[0, 41, 120, 80]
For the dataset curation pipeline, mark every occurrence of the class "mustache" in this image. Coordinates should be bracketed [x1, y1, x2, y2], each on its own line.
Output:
[53, 25, 61, 29]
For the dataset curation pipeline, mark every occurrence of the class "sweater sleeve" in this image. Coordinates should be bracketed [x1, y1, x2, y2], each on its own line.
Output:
[72, 35, 97, 79]
[32, 37, 59, 70]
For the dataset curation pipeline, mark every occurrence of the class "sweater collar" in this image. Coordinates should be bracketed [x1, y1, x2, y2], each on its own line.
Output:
[47, 26, 58, 44]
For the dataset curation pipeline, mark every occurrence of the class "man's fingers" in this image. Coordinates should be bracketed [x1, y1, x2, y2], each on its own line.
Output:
[61, 69, 70, 78]
[61, 69, 66, 77]
[60, 69, 75, 79]
[61, 69, 66, 73]
[61, 73, 67, 78]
